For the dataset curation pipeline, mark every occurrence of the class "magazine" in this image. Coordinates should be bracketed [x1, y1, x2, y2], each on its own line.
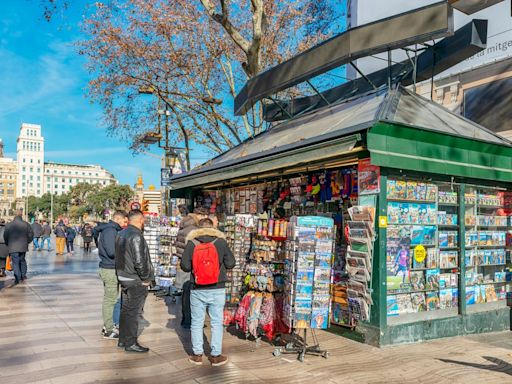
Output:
[426, 292, 440, 311]
[411, 292, 426, 312]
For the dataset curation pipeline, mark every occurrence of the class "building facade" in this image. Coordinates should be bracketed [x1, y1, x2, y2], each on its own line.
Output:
[16, 123, 45, 198]
[0, 139, 17, 217]
[44, 162, 117, 196]
[13, 123, 117, 198]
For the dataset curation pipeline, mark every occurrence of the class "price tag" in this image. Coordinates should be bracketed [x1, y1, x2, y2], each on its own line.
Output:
[378, 216, 388, 228]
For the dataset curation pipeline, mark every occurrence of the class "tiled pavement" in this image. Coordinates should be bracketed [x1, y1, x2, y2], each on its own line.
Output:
[1, 248, 512, 383]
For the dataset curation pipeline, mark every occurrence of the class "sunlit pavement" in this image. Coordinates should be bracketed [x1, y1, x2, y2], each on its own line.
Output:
[1, 246, 512, 384]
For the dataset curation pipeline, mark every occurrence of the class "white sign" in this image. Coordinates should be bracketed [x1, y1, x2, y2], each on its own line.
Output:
[348, 0, 512, 78]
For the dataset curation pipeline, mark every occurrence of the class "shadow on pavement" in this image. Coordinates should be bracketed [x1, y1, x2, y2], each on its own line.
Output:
[439, 356, 512, 376]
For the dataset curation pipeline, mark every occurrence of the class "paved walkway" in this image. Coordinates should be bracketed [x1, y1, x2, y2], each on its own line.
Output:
[1, 248, 512, 383]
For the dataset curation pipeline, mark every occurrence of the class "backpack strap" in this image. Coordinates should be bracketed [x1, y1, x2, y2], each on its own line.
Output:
[191, 239, 200, 246]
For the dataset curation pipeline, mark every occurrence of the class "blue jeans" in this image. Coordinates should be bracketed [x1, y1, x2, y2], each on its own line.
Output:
[41, 236, 51, 250]
[190, 288, 225, 356]
[113, 297, 121, 326]
[33, 238, 40, 250]
[10, 252, 27, 284]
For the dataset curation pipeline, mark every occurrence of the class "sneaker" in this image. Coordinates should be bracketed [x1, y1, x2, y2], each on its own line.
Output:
[189, 354, 203, 366]
[102, 328, 119, 339]
[208, 355, 228, 367]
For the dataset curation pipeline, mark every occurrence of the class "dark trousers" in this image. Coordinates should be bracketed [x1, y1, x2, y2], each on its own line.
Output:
[11, 252, 27, 284]
[84, 242, 91, 252]
[182, 280, 192, 326]
[66, 241, 74, 252]
[119, 281, 148, 347]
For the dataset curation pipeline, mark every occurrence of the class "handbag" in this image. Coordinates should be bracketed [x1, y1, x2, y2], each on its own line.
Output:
[6, 255, 12, 271]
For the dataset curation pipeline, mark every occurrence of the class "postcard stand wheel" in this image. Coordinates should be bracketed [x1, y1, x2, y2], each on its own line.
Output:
[273, 328, 327, 362]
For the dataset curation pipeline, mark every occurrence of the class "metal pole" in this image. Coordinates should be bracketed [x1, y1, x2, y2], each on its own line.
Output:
[50, 176, 54, 225]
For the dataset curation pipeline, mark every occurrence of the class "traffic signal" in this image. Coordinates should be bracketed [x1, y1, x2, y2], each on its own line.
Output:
[141, 200, 149, 212]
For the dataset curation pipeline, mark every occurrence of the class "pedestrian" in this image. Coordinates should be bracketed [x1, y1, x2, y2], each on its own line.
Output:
[65, 224, 77, 254]
[94, 210, 127, 339]
[31, 219, 43, 251]
[41, 220, 52, 251]
[175, 207, 208, 329]
[181, 218, 235, 366]
[82, 223, 94, 253]
[3, 210, 34, 286]
[54, 220, 67, 255]
[115, 209, 154, 353]
[0, 219, 8, 277]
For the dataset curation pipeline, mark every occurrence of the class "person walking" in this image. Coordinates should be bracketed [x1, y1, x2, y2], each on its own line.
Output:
[94, 210, 127, 339]
[54, 220, 67, 255]
[3, 210, 34, 286]
[41, 220, 52, 251]
[181, 218, 235, 367]
[175, 207, 208, 328]
[31, 220, 43, 251]
[115, 209, 154, 353]
[0, 219, 8, 277]
[82, 223, 94, 253]
[65, 224, 77, 254]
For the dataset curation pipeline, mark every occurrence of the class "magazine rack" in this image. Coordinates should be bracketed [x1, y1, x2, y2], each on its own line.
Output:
[272, 328, 329, 362]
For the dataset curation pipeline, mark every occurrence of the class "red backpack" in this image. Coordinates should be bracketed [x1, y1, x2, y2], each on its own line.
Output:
[191, 239, 220, 285]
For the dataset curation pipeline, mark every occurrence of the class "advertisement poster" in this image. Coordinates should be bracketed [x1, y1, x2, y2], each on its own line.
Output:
[358, 158, 380, 195]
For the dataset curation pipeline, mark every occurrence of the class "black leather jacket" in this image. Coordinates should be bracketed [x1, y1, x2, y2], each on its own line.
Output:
[115, 225, 154, 282]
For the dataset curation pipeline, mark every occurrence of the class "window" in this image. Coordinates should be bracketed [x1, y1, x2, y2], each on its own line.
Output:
[47, 184, 50, 189]
[37, 183, 40, 188]
[29, 175, 33, 180]
[68, 171, 71, 175]
[29, 167, 33, 172]
[62, 185, 65, 189]
[54, 184, 58, 189]
[62, 178, 65, 182]
[61, 171, 64, 174]
[22, 167, 26, 172]
[30, 159, 33, 163]
[23, 159, 25, 163]
[37, 176, 40, 181]
[38, 160, 40, 164]
[37, 190, 40, 195]
[22, 189, 25, 194]
[22, 175, 25, 180]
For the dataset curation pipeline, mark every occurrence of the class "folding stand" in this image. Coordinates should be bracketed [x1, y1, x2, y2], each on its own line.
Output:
[273, 328, 329, 362]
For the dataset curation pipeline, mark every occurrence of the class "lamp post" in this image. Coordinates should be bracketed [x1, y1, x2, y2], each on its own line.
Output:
[138, 87, 183, 217]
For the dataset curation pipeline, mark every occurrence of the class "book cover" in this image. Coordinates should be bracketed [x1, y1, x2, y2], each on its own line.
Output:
[425, 269, 440, 290]
[411, 292, 426, 312]
[387, 295, 399, 316]
[410, 271, 425, 291]
[439, 289, 453, 309]
[426, 292, 440, 311]
[396, 294, 413, 314]
[465, 286, 475, 305]
[485, 285, 497, 302]
[451, 288, 459, 308]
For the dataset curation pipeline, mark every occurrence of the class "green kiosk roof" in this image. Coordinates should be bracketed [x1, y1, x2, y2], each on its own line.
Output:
[170, 86, 512, 192]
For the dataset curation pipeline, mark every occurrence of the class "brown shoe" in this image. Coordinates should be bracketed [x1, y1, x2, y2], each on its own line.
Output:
[208, 354, 228, 367]
[188, 354, 203, 365]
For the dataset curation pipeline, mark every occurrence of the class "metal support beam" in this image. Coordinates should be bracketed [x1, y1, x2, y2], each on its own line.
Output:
[306, 80, 331, 106]
[349, 62, 378, 90]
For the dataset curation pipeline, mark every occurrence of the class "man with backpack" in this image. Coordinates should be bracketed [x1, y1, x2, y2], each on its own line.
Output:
[181, 218, 235, 367]
[65, 224, 77, 254]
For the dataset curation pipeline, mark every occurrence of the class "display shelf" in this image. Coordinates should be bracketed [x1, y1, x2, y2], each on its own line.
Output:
[467, 281, 508, 286]
[474, 245, 506, 248]
[409, 244, 436, 248]
[438, 225, 459, 228]
[438, 203, 459, 207]
[439, 267, 460, 271]
[439, 247, 459, 250]
[387, 198, 436, 204]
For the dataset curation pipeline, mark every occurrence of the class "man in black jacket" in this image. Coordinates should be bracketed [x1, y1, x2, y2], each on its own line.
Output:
[31, 220, 43, 251]
[4, 210, 34, 286]
[181, 218, 235, 367]
[115, 209, 154, 353]
[94, 210, 127, 339]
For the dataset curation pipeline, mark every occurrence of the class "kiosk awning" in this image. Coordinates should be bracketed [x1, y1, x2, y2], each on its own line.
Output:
[170, 135, 361, 191]
[368, 122, 512, 182]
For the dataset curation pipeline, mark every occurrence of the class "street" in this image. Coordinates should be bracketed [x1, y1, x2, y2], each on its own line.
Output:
[0, 247, 511, 384]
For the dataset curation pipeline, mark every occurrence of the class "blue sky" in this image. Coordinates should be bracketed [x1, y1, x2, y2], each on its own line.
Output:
[0, 1, 170, 187]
